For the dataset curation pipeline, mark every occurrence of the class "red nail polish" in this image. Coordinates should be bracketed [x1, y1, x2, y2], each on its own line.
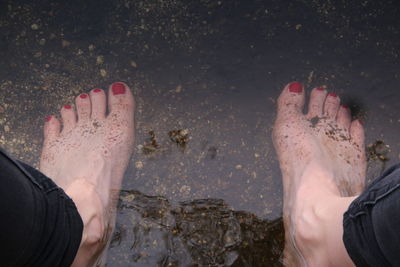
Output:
[45, 116, 52, 122]
[112, 82, 126, 95]
[64, 105, 72, 109]
[316, 87, 324, 91]
[80, 94, 88, 99]
[342, 105, 349, 109]
[329, 93, 337, 97]
[93, 88, 102, 93]
[289, 82, 303, 93]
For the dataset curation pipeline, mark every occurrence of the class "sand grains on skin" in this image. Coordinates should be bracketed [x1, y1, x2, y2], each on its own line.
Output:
[39, 82, 135, 267]
[272, 82, 366, 267]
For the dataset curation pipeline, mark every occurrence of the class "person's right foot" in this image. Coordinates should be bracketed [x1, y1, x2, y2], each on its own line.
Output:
[272, 82, 366, 266]
[40, 82, 135, 266]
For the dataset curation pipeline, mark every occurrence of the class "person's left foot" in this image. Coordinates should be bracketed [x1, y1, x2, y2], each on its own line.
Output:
[40, 82, 135, 266]
[272, 82, 366, 266]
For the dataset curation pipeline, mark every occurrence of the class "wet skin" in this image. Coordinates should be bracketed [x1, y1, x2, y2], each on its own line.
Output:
[272, 82, 366, 266]
[40, 82, 135, 266]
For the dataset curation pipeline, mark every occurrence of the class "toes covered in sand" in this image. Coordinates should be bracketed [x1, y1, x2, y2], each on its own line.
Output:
[61, 104, 76, 132]
[323, 93, 341, 119]
[107, 82, 135, 123]
[277, 82, 305, 118]
[90, 88, 107, 120]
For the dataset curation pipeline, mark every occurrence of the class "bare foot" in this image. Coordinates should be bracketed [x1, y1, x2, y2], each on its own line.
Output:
[272, 82, 366, 266]
[40, 82, 135, 266]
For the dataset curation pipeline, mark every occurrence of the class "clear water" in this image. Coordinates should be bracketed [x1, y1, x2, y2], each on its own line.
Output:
[1, 0, 399, 266]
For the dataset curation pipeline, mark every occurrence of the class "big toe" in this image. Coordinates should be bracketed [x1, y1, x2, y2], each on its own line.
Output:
[276, 81, 305, 119]
[107, 82, 135, 124]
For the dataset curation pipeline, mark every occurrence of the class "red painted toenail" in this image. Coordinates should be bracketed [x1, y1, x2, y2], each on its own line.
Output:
[45, 116, 52, 122]
[329, 93, 337, 97]
[316, 87, 324, 91]
[289, 82, 303, 93]
[93, 88, 102, 93]
[80, 94, 88, 99]
[342, 105, 349, 109]
[64, 105, 72, 109]
[112, 82, 126, 95]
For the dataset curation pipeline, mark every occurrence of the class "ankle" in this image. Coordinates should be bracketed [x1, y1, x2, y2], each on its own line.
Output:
[291, 177, 340, 266]
[66, 179, 106, 243]
[68, 180, 107, 266]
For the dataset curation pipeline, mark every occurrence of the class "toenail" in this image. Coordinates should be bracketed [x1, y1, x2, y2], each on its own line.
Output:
[80, 94, 88, 99]
[329, 93, 337, 97]
[342, 105, 349, 109]
[64, 105, 72, 109]
[45, 116, 52, 122]
[316, 87, 324, 91]
[289, 82, 303, 93]
[93, 88, 102, 93]
[359, 119, 364, 125]
[112, 82, 126, 95]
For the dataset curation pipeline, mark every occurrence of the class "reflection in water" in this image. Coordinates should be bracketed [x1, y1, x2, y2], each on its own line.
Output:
[112, 190, 284, 266]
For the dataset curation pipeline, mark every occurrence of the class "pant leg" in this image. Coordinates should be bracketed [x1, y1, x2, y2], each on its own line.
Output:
[0, 148, 83, 267]
[343, 164, 400, 267]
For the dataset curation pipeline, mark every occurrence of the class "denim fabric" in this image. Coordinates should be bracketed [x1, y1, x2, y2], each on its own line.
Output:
[0, 149, 83, 267]
[343, 164, 400, 267]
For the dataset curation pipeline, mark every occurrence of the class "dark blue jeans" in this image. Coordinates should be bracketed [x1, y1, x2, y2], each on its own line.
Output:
[0, 149, 83, 267]
[344, 164, 400, 267]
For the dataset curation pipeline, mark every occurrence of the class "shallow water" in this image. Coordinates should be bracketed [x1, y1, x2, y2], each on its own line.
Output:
[1, 0, 400, 266]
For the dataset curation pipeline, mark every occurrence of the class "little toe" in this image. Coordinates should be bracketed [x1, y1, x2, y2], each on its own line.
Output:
[61, 104, 76, 132]
[277, 81, 305, 118]
[90, 88, 106, 120]
[324, 93, 340, 119]
[75, 93, 92, 123]
[336, 105, 351, 130]
[43, 115, 60, 142]
[107, 82, 135, 122]
[350, 120, 365, 148]
[307, 87, 327, 118]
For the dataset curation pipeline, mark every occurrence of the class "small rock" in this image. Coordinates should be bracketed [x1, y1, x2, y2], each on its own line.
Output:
[175, 85, 182, 93]
[34, 52, 42, 58]
[88, 44, 95, 51]
[96, 55, 104, 65]
[179, 185, 191, 195]
[4, 125, 10, 132]
[235, 164, 242, 169]
[61, 40, 71, 48]
[121, 194, 135, 202]
[100, 69, 107, 77]
[135, 161, 144, 169]
[31, 24, 39, 30]
[130, 60, 138, 68]
[39, 38, 46, 45]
